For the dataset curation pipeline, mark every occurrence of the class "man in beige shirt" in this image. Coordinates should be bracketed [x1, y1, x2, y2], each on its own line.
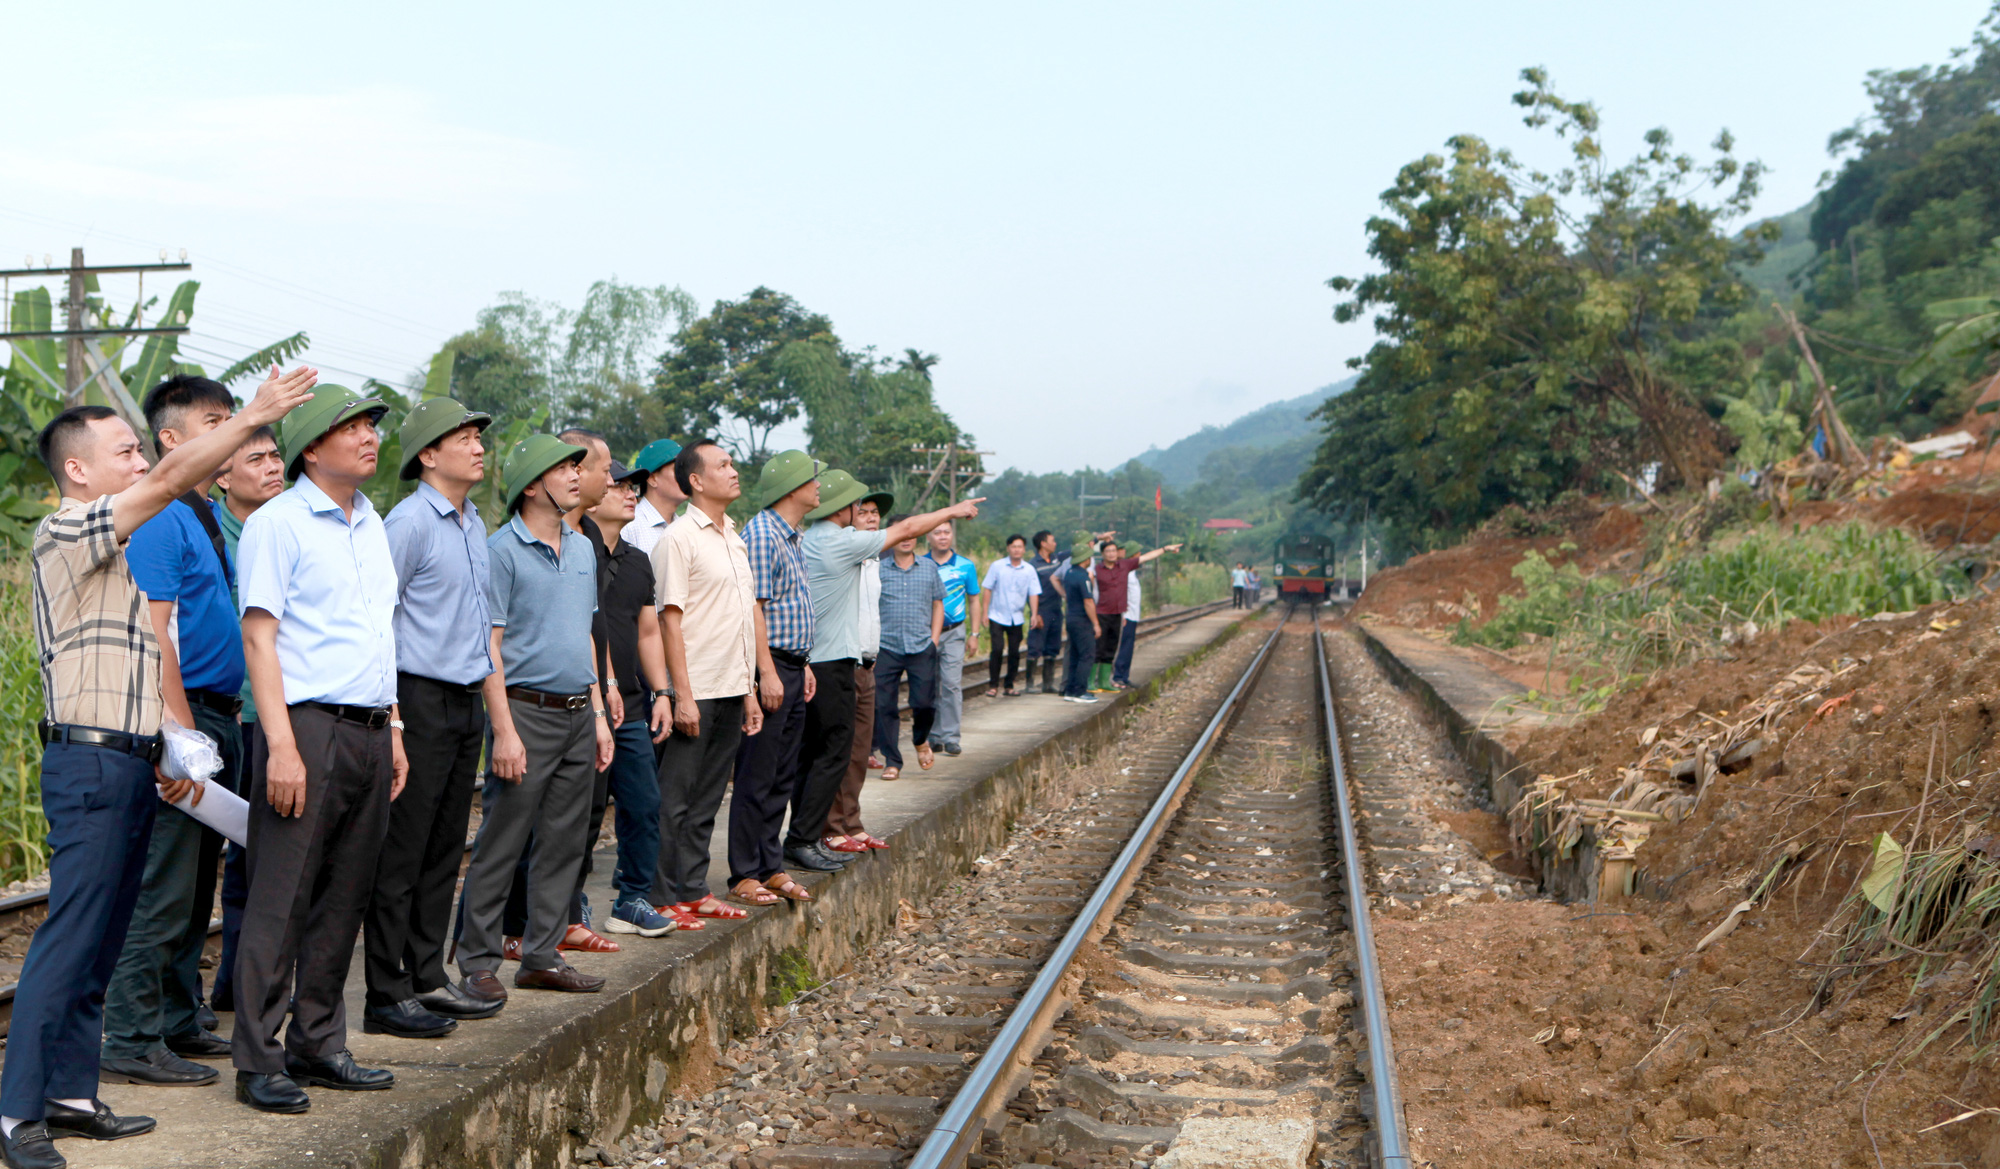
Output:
[650, 440, 765, 919]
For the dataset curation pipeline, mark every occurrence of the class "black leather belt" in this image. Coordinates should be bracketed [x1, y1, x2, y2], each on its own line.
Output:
[860, 657, 876, 670]
[298, 701, 393, 728]
[505, 686, 590, 710]
[39, 723, 164, 762]
[769, 648, 808, 669]
[401, 671, 486, 694]
[187, 688, 244, 718]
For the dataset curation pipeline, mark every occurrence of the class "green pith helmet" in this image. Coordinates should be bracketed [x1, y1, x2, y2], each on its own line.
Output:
[501, 434, 587, 511]
[631, 438, 682, 475]
[397, 397, 491, 480]
[860, 487, 894, 515]
[1071, 530, 1095, 563]
[754, 449, 825, 510]
[805, 469, 867, 522]
[279, 384, 386, 480]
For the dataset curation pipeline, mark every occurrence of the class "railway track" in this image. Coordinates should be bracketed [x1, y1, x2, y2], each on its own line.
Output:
[691, 607, 1406, 1169]
[951, 597, 1236, 701]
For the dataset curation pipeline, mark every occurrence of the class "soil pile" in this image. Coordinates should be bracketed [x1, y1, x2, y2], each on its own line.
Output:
[1400, 592, 2000, 1167]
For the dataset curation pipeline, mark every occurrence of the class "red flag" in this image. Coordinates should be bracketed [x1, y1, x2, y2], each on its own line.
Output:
[1154, 486, 1162, 511]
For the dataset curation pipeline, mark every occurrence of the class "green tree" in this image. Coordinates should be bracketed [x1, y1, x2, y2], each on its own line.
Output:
[653, 287, 837, 461]
[1300, 68, 1771, 539]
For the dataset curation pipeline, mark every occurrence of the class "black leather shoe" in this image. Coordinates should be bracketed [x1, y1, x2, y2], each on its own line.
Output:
[783, 846, 842, 873]
[208, 983, 233, 1013]
[42, 1099, 153, 1141]
[194, 1001, 219, 1032]
[814, 842, 858, 866]
[98, 1048, 218, 1086]
[942, 740, 963, 756]
[285, 1049, 393, 1092]
[0, 1121, 63, 1169]
[418, 980, 504, 1020]
[165, 1028, 231, 1058]
[235, 1071, 310, 1114]
[363, 998, 457, 1039]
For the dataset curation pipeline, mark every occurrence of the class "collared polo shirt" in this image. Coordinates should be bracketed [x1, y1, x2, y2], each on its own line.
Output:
[384, 480, 493, 687]
[625, 495, 675, 556]
[653, 507, 756, 700]
[214, 501, 258, 720]
[487, 514, 598, 696]
[127, 496, 244, 695]
[1031, 553, 1068, 604]
[981, 558, 1037, 627]
[586, 515, 655, 710]
[1095, 555, 1141, 615]
[929, 550, 980, 627]
[238, 476, 398, 708]
[804, 521, 886, 664]
[1062, 562, 1098, 621]
[878, 554, 943, 656]
[744, 509, 813, 656]
[32, 495, 162, 735]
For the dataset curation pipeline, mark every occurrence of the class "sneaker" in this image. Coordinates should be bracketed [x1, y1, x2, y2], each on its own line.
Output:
[1064, 694, 1099, 704]
[604, 896, 677, 937]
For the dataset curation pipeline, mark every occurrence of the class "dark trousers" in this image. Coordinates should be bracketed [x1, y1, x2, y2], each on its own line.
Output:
[655, 697, 746, 905]
[0, 743, 157, 1119]
[232, 705, 392, 1074]
[987, 621, 1023, 691]
[873, 645, 938, 769]
[1096, 613, 1124, 663]
[1026, 599, 1062, 658]
[826, 663, 874, 838]
[1113, 618, 1139, 686]
[211, 719, 255, 1012]
[728, 659, 807, 886]
[457, 702, 595, 974]
[1063, 620, 1096, 697]
[102, 705, 242, 1057]
[786, 659, 857, 853]
[363, 674, 483, 1009]
[504, 715, 655, 928]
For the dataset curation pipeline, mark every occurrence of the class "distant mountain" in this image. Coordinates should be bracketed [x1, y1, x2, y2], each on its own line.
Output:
[1134, 377, 1355, 486]
[1740, 199, 1817, 298]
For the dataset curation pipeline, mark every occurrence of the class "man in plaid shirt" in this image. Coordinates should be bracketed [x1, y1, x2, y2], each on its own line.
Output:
[727, 451, 822, 906]
[1, 368, 313, 1168]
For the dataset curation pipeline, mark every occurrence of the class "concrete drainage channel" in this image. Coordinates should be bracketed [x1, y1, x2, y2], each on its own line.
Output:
[614, 609, 1411, 1169]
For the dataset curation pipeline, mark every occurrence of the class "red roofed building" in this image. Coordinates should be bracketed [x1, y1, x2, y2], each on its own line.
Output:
[1202, 518, 1252, 531]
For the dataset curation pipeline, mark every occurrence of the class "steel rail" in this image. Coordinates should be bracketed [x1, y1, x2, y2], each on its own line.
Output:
[1315, 613, 1411, 1168]
[907, 615, 1288, 1169]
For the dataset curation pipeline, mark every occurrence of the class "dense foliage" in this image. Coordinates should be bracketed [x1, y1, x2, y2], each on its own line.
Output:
[1299, 70, 1774, 543]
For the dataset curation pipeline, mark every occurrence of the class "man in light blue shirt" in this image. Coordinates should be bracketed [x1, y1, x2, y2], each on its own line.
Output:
[234, 386, 408, 1113]
[788, 472, 980, 871]
[363, 398, 497, 1040]
[455, 435, 615, 1002]
[926, 520, 982, 755]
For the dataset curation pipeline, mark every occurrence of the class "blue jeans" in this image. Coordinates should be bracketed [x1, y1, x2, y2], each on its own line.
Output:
[1113, 617, 1139, 686]
[607, 717, 662, 903]
[1063, 620, 1097, 697]
[0, 742, 158, 1119]
[1026, 598, 1062, 658]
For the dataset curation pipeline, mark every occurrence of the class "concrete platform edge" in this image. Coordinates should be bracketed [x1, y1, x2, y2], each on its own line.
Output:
[367, 614, 1253, 1169]
[1348, 622, 1600, 904]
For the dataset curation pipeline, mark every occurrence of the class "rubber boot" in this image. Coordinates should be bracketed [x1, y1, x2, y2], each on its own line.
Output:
[1025, 660, 1040, 692]
[1040, 659, 1058, 694]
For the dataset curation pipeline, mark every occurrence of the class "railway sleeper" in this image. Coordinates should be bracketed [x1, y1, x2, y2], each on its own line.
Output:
[1120, 940, 1326, 979]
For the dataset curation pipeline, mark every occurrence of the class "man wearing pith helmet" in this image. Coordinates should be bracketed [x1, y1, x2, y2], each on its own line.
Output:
[233, 385, 408, 1113]
[455, 436, 616, 1001]
[360, 397, 497, 1041]
[624, 438, 684, 557]
[727, 449, 823, 906]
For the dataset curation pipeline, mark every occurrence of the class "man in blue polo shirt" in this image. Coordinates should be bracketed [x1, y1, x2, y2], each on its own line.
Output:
[100, 376, 251, 1089]
[925, 519, 981, 755]
[455, 435, 615, 1001]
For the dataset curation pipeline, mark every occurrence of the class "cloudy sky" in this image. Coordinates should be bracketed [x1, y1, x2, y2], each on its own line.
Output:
[0, 2, 1987, 471]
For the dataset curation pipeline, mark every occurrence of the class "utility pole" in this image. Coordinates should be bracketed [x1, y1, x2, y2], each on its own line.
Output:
[1075, 475, 1113, 529]
[0, 248, 193, 436]
[909, 444, 994, 511]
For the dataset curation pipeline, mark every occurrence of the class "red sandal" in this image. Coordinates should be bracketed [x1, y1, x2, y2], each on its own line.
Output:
[676, 897, 749, 921]
[857, 833, 891, 850]
[822, 835, 870, 853]
[559, 924, 621, 953]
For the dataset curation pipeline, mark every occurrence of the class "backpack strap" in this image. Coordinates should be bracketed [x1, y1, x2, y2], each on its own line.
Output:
[177, 491, 233, 585]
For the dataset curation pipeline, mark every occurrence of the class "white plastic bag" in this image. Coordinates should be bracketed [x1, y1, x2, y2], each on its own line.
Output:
[159, 719, 222, 784]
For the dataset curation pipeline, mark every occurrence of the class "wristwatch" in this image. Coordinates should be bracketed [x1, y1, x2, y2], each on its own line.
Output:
[388, 719, 406, 732]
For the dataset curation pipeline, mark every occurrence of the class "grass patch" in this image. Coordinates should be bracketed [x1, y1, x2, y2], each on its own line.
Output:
[0, 556, 44, 883]
[764, 946, 816, 1009]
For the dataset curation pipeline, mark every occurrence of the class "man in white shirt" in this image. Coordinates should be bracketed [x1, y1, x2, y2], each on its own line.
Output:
[623, 439, 684, 556]
[1112, 564, 1142, 688]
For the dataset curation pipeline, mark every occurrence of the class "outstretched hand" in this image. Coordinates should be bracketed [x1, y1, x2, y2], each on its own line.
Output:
[242, 365, 318, 427]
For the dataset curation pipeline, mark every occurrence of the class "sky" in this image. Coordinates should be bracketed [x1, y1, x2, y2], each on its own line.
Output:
[0, 2, 1991, 474]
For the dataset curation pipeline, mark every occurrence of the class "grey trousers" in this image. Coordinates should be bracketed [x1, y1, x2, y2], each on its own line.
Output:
[457, 700, 595, 975]
[232, 705, 392, 1074]
[654, 696, 747, 905]
[933, 624, 966, 747]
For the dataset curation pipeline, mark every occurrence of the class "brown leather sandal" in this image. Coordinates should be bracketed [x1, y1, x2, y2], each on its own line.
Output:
[763, 873, 814, 902]
[727, 879, 780, 906]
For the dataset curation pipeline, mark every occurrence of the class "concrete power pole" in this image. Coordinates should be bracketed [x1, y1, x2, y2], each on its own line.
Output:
[64, 247, 85, 394]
